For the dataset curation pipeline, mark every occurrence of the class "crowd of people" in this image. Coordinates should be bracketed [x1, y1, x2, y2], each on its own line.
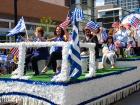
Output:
[0, 20, 140, 76]
[81, 21, 140, 69]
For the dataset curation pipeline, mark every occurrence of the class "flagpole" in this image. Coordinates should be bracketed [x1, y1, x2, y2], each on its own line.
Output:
[24, 26, 29, 40]
[14, 0, 18, 41]
[22, 17, 29, 40]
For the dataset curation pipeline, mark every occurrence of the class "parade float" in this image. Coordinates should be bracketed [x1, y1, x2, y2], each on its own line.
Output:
[0, 41, 139, 105]
[0, 10, 140, 105]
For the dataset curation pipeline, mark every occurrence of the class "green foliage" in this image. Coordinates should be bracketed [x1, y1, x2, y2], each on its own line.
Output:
[40, 17, 53, 25]
[39, 16, 56, 33]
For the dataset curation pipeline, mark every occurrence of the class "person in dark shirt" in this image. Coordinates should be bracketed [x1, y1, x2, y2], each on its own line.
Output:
[81, 22, 100, 78]
[24, 27, 49, 76]
[81, 28, 99, 59]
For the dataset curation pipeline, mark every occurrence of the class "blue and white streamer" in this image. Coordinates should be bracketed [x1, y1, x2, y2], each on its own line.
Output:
[68, 8, 84, 79]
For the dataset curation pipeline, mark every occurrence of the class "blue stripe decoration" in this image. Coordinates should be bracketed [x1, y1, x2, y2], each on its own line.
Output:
[0, 92, 57, 105]
[69, 60, 82, 76]
[68, 8, 84, 79]
[71, 46, 81, 59]
[117, 58, 140, 61]
[0, 78, 68, 86]
[72, 31, 77, 40]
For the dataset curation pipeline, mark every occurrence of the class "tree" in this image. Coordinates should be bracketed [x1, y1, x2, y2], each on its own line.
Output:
[40, 17, 56, 33]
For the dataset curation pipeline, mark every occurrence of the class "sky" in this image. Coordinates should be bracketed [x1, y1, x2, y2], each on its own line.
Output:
[96, 0, 104, 6]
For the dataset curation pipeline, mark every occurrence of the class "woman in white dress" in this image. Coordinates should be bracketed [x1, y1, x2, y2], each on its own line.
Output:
[102, 36, 117, 68]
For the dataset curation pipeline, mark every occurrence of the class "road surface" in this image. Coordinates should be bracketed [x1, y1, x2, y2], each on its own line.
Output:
[113, 91, 140, 105]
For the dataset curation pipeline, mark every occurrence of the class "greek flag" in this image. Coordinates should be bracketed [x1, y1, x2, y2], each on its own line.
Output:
[68, 8, 84, 79]
[85, 21, 100, 30]
[7, 17, 26, 36]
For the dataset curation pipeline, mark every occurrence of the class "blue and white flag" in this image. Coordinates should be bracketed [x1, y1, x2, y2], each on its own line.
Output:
[85, 21, 100, 30]
[101, 29, 108, 42]
[7, 17, 26, 36]
[68, 8, 84, 79]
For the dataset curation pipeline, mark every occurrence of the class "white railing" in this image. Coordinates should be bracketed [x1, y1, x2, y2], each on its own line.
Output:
[0, 42, 96, 81]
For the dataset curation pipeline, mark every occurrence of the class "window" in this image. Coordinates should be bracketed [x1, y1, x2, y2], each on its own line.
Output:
[82, 0, 87, 5]
[65, 0, 71, 7]
[71, 0, 75, 5]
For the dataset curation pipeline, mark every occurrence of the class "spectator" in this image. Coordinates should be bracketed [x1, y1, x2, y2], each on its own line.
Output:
[81, 26, 99, 59]
[113, 24, 128, 57]
[124, 24, 136, 57]
[108, 28, 115, 36]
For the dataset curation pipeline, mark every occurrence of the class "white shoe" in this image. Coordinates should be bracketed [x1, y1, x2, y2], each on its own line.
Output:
[111, 66, 115, 68]
[85, 71, 96, 78]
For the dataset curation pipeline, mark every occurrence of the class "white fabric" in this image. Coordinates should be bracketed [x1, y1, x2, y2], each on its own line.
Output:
[114, 30, 128, 43]
[102, 45, 116, 66]
[102, 53, 115, 65]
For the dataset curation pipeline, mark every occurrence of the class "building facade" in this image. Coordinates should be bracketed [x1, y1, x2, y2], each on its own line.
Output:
[97, 6, 122, 29]
[63, 0, 95, 35]
[0, 0, 69, 42]
[105, 0, 140, 13]
[65, 0, 95, 21]
[96, 0, 140, 29]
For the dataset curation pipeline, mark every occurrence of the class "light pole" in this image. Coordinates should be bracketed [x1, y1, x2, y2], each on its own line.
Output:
[14, 0, 18, 26]
[14, 0, 18, 40]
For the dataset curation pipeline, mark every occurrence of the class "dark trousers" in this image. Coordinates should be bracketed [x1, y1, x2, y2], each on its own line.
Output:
[25, 54, 47, 75]
[47, 52, 62, 73]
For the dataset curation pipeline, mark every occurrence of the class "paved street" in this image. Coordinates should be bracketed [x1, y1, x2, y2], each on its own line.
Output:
[113, 91, 140, 105]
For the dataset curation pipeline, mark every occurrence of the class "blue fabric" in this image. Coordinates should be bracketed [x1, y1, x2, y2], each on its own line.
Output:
[50, 36, 65, 53]
[113, 30, 128, 44]
[101, 30, 108, 41]
[31, 37, 49, 59]
[0, 55, 7, 62]
[108, 44, 116, 52]
[32, 47, 49, 60]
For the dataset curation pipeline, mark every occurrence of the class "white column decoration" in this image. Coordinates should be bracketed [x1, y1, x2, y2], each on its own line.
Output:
[51, 43, 70, 82]
[86, 47, 96, 77]
[0, 42, 95, 81]
[80, 43, 96, 78]
[17, 42, 26, 76]
[11, 42, 29, 79]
